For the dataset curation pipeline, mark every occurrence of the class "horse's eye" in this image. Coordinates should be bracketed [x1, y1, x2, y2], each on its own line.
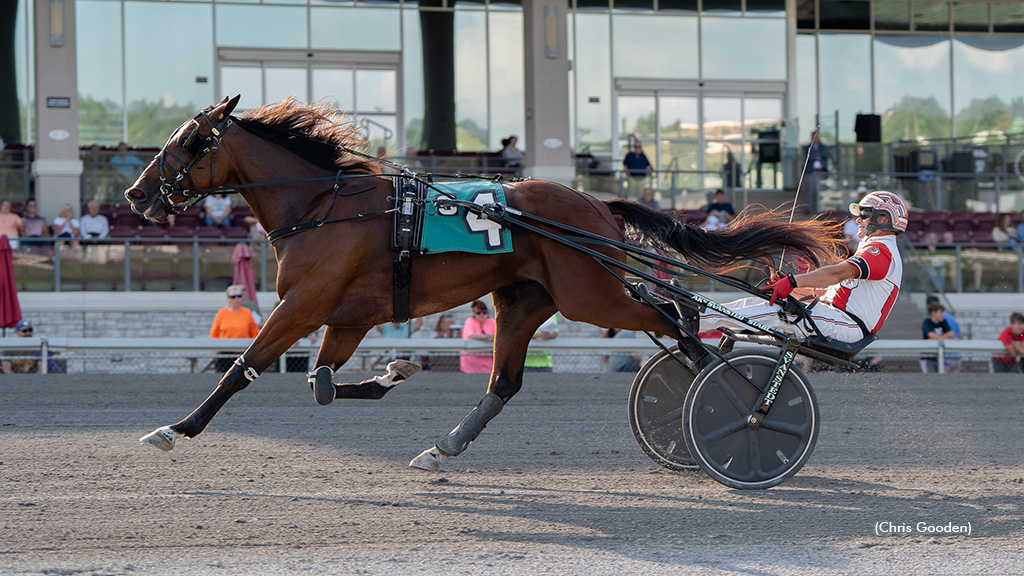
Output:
[182, 130, 204, 157]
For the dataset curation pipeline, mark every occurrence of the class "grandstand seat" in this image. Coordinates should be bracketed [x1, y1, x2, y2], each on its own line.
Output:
[136, 226, 167, 239]
[115, 211, 143, 228]
[971, 230, 994, 246]
[108, 225, 138, 239]
[951, 219, 973, 234]
[167, 226, 197, 239]
[222, 226, 250, 239]
[175, 213, 200, 229]
[926, 220, 950, 234]
[950, 231, 971, 244]
[195, 226, 222, 239]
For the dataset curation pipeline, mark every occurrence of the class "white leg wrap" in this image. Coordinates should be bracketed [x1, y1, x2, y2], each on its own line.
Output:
[409, 446, 447, 472]
[139, 426, 181, 452]
[373, 359, 421, 388]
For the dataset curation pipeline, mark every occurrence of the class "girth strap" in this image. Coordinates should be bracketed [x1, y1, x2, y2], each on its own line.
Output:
[390, 176, 427, 323]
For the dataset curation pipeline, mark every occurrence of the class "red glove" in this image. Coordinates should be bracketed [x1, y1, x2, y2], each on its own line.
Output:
[762, 273, 797, 306]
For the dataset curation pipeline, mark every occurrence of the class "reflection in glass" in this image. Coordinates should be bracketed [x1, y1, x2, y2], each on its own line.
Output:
[657, 0, 697, 13]
[992, 2, 1024, 34]
[874, 1, 909, 31]
[612, 15, 698, 78]
[701, 0, 740, 14]
[455, 11, 488, 150]
[819, 0, 869, 30]
[745, 0, 785, 16]
[701, 17, 785, 80]
[265, 67, 307, 105]
[221, 67, 264, 109]
[125, 2, 215, 146]
[488, 11, 524, 151]
[659, 96, 698, 139]
[702, 97, 741, 140]
[744, 98, 781, 134]
[914, 1, 949, 32]
[795, 34, 817, 138]
[402, 9, 425, 150]
[360, 115, 398, 154]
[874, 37, 951, 142]
[77, 0, 124, 145]
[312, 68, 355, 111]
[310, 7, 402, 51]
[575, 13, 612, 153]
[613, 0, 653, 13]
[953, 2, 989, 33]
[818, 34, 871, 142]
[953, 38, 1024, 141]
[618, 96, 656, 139]
[660, 141, 700, 187]
[216, 5, 308, 49]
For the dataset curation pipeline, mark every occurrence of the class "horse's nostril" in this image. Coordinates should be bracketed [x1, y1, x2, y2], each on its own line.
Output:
[128, 188, 146, 200]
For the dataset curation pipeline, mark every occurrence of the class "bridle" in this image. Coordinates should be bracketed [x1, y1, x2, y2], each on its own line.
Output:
[148, 108, 233, 213]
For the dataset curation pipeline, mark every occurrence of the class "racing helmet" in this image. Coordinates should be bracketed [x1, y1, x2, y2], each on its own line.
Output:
[849, 190, 908, 235]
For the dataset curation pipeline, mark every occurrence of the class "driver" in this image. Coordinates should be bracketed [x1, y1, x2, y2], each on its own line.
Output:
[698, 190, 908, 343]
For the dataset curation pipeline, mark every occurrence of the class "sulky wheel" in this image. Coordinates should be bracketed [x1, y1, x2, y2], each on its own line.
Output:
[628, 346, 699, 471]
[682, 350, 819, 489]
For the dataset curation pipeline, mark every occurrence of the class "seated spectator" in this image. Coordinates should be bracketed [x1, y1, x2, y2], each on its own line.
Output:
[920, 302, 954, 373]
[991, 213, 1019, 248]
[109, 141, 145, 187]
[203, 193, 232, 228]
[705, 190, 735, 224]
[600, 328, 643, 373]
[994, 312, 1024, 373]
[1, 320, 61, 374]
[51, 204, 80, 243]
[376, 318, 423, 362]
[0, 199, 24, 248]
[79, 201, 110, 241]
[500, 135, 523, 168]
[461, 300, 495, 373]
[1016, 210, 1024, 244]
[209, 284, 260, 372]
[638, 187, 660, 210]
[21, 199, 50, 241]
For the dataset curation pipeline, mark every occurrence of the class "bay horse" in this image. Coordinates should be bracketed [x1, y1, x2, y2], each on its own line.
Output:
[128, 95, 842, 471]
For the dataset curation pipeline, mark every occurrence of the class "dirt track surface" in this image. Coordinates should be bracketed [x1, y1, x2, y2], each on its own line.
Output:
[1, 371, 1023, 575]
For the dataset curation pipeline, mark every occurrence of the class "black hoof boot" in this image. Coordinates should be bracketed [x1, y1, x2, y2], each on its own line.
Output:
[310, 365, 335, 406]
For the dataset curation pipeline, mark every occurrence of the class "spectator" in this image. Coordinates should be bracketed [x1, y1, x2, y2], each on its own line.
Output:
[209, 284, 259, 372]
[991, 213, 1019, 248]
[236, 285, 262, 325]
[109, 142, 145, 185]
[500, 135, 523, 168]
[376, 318, 423, 362]
[460, 300, 496, 373]
[704, 189, 735, 224]
[920, 302, 954, 373]
[21, 199, 50, 243]
[524, 315, 558, 373]
[51, 203, 80, 240]
[994, 311, 1024, 373]
[1016, 210, 1024, 243]
[203, 193, 233, 228]
[638, 187, 660, 210]
[423, 313, 458, 372]
[0, 199, 24, 248]
[803, 133, 830, 212]
[601, 328, 643, 373]
[79, 201, 109, 241]
[925, 295, 961, 339]
[701, 213, 724, 231]
[1, 320, 60, 374]
[622, 139, 652, 198]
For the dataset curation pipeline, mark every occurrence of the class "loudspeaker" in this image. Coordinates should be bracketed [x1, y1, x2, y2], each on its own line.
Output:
[855, 114, 881, 143]
[758, 129, 781, 163]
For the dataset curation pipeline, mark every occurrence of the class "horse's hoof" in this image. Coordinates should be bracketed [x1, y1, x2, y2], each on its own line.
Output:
[311, 365, 335, 406]
[409, 446, 445, 472]
[139, 426, 178, 452]
[382, 360, 421, 387]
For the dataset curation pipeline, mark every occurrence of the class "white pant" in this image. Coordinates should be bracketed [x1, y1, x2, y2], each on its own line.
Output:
[699, 297, 866, 343]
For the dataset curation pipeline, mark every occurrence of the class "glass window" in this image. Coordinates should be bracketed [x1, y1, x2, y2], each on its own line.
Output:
[795, 34, 817, 137]
[796, 0, 815, 29]
[77, 0, 124, 146]
[487, 11, 524, 151]
[613, 0, 653, 12]
[818, 0, 870, 30]
[216, 5, 308, 49]
[992, 2, 1024, 34]
[618, 95, 656, 139]
[953, 2, 989, 33]
[657, 0, 697, 13]
[874, 36, 951, 142]
[953, 38, 1024, 141]
[744, 97, 782, 135]
[454, 11, 487, 150]
[701, 17, 785, 80]
[310, 7, 402, 51]
[312, 68, 355, 111]
[914, 1, 949, 32]
[265, 67, 307, 104]
[574, 13, 612, 153]
[221, 67, 264, 110]
[14, 0, 31, 144]
[818, 34, 871, 142]
[402, 9, 425, 150]
[703, 97, 742, 139]
[702, 0, 741, 14]
[125, 2, 215, 147]
[355, 69, 397, 113]
[612, 15, 698, 78]
[659, 95, 698, 138]
[576, 0, 611, 12]
[745, 0, 785, 16]
[874, 1, 909, 31]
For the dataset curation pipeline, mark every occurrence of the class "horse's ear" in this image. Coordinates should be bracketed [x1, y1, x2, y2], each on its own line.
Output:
[216, 95, 241, 121]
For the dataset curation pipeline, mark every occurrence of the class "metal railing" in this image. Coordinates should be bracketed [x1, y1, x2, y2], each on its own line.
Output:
[0, 336, 1015, 375]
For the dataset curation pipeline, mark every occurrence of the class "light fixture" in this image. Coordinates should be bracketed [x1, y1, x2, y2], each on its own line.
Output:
[50, 0, 64, 47]
[544, 5, 558, 59]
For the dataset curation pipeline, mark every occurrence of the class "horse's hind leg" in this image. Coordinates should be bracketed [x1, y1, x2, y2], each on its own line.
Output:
[309, 326, 421, 405]
[410, 282, 555, 471]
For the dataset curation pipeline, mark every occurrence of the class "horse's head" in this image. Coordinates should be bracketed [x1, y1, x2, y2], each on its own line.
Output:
[124, 95, 241, 223]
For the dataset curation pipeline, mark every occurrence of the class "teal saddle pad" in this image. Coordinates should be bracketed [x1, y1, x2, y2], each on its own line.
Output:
[420, 180, 513, 255]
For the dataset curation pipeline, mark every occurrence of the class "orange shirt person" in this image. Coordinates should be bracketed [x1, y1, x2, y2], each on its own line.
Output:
[210, 284, 259, 338]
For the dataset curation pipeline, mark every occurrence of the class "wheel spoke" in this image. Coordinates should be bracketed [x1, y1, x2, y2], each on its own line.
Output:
[718, 378, 754, 417]
[759, 418, 809, 438]
[694, 418, 748, 443]
[645, 406, 684, 429]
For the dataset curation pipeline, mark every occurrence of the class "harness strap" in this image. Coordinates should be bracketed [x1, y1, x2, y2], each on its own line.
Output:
[233, 356, 260, 382]
[390, 175, 427, 323]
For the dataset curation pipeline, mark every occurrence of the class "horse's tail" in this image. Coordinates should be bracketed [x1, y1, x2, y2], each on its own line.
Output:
[604, 198, 844, 271]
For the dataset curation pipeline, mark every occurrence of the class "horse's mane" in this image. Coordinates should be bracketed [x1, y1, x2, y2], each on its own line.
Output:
[234, 97, 382, 175]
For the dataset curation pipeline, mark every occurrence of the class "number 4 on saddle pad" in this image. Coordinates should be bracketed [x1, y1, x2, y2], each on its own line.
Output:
[421, 181, 513, 254]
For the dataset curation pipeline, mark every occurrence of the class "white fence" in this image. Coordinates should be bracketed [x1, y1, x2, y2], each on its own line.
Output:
[0, 337, 1016, 375]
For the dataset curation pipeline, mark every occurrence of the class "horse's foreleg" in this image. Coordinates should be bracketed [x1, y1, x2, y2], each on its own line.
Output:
[140, 308, 322, 452]
[309, 326, 421, 406]
[410, 282, 556, 471]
